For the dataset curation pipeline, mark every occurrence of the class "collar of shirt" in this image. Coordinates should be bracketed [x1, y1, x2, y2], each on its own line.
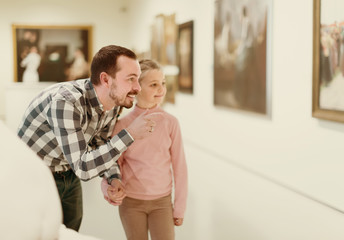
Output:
[84, 79, 105, 114]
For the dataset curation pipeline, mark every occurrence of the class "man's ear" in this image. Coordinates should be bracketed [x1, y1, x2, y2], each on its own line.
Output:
[99, 72, 111, 88]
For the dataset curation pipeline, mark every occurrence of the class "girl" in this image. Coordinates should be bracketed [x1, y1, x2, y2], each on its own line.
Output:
[101, 59, 188, 240]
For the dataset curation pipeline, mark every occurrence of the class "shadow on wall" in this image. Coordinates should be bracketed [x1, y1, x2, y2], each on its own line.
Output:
[182, 142, 267, 240]
[175, 189, 197, 239]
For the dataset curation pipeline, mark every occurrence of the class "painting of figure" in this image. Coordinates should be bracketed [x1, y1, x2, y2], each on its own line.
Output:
[214, 0, 271, 115]
[13, 25, 92, 83]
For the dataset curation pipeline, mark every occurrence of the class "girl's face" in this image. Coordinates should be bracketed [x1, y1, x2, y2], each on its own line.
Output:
[136, 69, 166, 109]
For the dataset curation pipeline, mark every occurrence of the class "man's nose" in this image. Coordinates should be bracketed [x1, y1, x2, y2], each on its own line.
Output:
[133, 80, 141, 92]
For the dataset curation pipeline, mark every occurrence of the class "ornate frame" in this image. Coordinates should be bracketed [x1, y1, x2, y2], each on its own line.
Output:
[312, 0, 344, 123]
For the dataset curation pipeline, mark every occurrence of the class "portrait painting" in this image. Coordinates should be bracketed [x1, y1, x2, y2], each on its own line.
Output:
[213, 0, 272, 115]
[312, 0, 344, 123]
[150, 14, 178, 104]
[164, 75, 177, 104]
[150, 15, 165, 64]
[177, 20, 194, 94]
[150, 13, 177, 66]
[13, 24, 92, 83]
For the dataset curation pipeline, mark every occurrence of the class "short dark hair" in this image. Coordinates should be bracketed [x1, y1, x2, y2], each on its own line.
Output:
[90, 45, 137, 85]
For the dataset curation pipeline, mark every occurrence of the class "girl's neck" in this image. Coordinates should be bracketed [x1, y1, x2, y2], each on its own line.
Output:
[136, 102, 158, 109]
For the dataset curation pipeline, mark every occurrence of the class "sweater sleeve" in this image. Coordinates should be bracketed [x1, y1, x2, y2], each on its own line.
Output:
[170, 117, 188, 218]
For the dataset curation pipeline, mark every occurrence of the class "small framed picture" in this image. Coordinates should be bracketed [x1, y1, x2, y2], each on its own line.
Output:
[177, 20, 194, 94]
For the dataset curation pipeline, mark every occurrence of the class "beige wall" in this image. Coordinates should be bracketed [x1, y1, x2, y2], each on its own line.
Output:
[127, 0, 344, 211]
[2, 0, 344, 239]
[0, 0, 130, 120]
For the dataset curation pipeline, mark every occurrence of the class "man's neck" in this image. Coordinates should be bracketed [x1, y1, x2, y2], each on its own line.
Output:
[93, 84, 111, 111]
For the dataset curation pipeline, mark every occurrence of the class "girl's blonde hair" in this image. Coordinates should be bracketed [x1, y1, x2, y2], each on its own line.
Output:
[139, 59, 162, 82]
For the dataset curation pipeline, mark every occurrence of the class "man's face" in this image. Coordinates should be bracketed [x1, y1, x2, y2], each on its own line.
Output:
[109, 56, 141, 108]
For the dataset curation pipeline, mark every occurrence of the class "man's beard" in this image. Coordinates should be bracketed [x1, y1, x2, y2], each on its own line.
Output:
[109, 82, 138, 108]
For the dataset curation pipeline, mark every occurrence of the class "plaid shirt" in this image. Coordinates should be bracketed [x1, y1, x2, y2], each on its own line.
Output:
[17, 79, 133, 182]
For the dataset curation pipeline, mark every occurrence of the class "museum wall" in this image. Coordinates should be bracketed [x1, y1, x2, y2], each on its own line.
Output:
[121, 0, 344, 238]
[124, 0, 344, 211]
[0, 0, 130, 121]
[2, 0, 344, 239]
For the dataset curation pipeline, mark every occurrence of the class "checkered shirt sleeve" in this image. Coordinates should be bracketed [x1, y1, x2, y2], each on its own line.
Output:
[47, 100, 133, 181]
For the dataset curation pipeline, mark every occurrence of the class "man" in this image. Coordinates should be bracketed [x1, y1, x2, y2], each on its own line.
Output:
[17, 45, 157, 231]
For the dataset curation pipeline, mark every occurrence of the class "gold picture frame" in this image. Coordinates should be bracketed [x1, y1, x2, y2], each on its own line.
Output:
[312, 0, 344, 123]
[12, 24, 92, 83]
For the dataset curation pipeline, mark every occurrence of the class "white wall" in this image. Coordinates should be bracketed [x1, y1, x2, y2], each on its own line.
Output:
[81, 141, 344, 240]
[2, 0, 344, 239]
[125, 0, 344, 211]
[125, 0, 344, 239]
[0, 0, 131, 121]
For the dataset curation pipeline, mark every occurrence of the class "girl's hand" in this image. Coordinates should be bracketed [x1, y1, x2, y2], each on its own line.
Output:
[174, 218, 183, 226]
[101, 178, 125, 206]
[107, 179, 126, 204]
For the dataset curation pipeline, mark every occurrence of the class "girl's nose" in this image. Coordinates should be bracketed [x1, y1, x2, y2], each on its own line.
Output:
[158, 84, 165, 93]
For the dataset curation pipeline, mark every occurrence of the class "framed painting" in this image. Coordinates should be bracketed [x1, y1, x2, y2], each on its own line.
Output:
[150, 13, 178, 104]
[150, 13, 177, 66]
[12, 24, 92, 83]
[150, 14, 165, 64]
[213, 0, 272, 115]
[177, 20, 194, 94]
[164, 75, 178, 104]
[312, 0, 344, 123]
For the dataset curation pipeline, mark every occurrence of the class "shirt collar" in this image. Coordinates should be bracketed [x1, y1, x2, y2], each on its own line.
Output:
[84, 79, 120, 116]
[85, 79, 104, 114]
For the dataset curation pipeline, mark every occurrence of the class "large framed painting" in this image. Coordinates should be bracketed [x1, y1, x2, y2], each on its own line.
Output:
[12, 24, 92, 83]
[213, 0, 272, 115]
[312, 0, 344, 123]
[177, 20, 194, 94]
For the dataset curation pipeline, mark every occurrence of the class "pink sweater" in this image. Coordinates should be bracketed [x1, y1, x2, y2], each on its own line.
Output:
[114, 105, 188, 218]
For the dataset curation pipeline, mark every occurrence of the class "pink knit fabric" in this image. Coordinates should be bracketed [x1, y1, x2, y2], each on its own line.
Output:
[101, 105, 188, 218]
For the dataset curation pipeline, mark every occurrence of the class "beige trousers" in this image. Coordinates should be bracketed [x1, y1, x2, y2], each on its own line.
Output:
[119, 194, 175, 240]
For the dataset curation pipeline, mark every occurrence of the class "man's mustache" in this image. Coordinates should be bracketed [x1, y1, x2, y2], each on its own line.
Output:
[128, 90, 139, 95]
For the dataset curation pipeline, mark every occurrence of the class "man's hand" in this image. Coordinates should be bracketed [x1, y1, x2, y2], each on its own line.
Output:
[124, 111, 163, 140]
[106, 179, 126, 205]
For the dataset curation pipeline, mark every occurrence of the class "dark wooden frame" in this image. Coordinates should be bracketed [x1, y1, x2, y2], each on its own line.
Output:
[177, 20, 194, 93]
